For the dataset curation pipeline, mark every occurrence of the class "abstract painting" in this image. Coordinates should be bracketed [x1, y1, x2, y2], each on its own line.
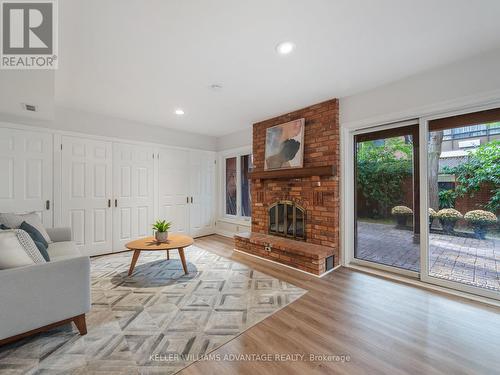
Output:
[264, 118, 305, 170]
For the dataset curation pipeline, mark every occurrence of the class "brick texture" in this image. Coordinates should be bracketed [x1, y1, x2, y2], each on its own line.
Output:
[235, 98, 340, 274]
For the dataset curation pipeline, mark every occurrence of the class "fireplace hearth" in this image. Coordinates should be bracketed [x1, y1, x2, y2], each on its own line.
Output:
[269, 200, 305, 240]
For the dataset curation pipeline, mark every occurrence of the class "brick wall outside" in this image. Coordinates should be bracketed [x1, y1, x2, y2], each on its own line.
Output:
[250, 99, 340, 263]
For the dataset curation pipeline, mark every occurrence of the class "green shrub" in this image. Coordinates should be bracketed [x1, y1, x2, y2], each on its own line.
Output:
[464, 210, 497, 224]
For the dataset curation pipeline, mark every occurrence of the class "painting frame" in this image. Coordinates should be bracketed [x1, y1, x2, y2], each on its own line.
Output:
[264, 118, 305, 171]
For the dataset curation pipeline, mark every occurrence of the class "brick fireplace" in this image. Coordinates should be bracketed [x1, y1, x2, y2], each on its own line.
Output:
[234, 99, 340, 275]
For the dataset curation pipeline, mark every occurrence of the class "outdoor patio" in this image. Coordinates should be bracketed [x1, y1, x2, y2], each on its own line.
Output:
[356, 221, 500, 292]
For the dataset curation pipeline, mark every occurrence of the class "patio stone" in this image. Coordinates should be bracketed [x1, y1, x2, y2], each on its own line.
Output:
[356, 221, 500, 292]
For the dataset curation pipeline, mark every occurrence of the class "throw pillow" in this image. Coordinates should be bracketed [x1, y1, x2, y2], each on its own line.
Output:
[0, 224, 10, 230]
[20, 221, 49, 248]
[0, 230, 47, 269]
[0, 212, 52, 243]
[33, 240, 51, 262]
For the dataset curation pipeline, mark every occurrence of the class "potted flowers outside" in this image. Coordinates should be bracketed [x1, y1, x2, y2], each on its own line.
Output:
[464, 210, 497, 240]
[391, 206, 413, 227]
[429, 208, 437, 230]
[436, 208, 463, 234]
[152, 219, 172, 243]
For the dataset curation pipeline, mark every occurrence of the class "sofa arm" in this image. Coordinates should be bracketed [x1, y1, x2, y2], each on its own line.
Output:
[46, 227, 72, 242]
[0, 256, 91, 340]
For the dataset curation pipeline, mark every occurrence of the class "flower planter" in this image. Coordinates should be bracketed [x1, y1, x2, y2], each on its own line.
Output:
[395, 216, 409, 227]
[439, 219, 457, 234]
[472, 225, 488, 240]
[155, 231, 169, 242]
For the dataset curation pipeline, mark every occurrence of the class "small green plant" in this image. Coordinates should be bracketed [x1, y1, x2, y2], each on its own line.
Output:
[438, 189, 457, 209]
[152, 219, 171, 232]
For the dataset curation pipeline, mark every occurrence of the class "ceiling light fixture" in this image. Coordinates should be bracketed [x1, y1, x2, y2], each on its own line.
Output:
[209, 84, 223, 91]
[175, 109, 185, 115]
[276, 41, 295, 55]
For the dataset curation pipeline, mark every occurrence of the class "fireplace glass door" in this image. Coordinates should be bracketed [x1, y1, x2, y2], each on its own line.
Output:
[269, 201, 305, 240]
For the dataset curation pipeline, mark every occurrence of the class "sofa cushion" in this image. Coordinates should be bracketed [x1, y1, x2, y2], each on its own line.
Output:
[0, 230, 47, 269]
[20, 221, 49, 247]
[47, 241, 81, 261]
[0, 212, 52, 244]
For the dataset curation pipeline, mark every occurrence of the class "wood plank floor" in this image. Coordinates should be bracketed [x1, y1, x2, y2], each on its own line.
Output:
[182, 235, 500, 375]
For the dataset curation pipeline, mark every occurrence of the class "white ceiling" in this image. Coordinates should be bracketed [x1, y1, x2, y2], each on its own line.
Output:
[45, 0, 500, 136]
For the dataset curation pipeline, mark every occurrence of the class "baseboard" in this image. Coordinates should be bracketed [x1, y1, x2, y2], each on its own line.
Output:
[215, 229, 237, 238]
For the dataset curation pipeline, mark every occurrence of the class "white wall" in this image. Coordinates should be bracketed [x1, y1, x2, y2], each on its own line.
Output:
[340, 48, 500, 129]
[53, 107, 217, 151]
[0, 107, 217, 151]
[216, 127, 253, 151]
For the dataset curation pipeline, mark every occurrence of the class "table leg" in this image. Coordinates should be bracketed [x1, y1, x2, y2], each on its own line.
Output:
[128, 249, 141, 276]
[178, 247, 188, 274]
[166, 250, 170, 260]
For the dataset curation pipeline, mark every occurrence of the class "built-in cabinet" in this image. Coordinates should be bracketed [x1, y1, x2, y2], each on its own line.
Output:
[0, 128, 53, 227]
[0, 126, 216, 256]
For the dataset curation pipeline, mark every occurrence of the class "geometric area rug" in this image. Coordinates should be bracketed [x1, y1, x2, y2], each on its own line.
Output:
[0, 246, 306, 374]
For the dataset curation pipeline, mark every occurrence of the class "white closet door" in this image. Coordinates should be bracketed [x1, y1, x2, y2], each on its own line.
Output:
[189, 150, 216, 237]
[61, 136, 113, 256]
[0, 128, 53, 227]
[158, 148, 189, 234]
[113, 143, 154, 251]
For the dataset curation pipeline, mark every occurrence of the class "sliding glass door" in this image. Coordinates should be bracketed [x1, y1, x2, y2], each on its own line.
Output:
[350, 109, 499, 300]
[354, 124, 420, 273]
[422, 109, 500, 298]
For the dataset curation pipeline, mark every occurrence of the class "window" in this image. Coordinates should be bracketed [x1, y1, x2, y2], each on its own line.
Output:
[241, 154, 252, 217]
[225, 157, 237, 215]
[224, 153, 253, 218]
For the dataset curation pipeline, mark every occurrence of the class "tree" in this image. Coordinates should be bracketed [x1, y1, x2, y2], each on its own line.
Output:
[443, 140, 500, 212]
[428, 131, 443, 210]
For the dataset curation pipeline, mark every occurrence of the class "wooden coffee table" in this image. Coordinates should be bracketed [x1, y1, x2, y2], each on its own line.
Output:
[125, 234, 194, 276]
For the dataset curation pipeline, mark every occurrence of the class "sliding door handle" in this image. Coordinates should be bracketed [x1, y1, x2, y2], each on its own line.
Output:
[190, 196, 193, 203]
[108, 199, 111, 208]
[114, 199, 118, 207]
[46, 200, 50, 210]
[186, 196, 189, 204]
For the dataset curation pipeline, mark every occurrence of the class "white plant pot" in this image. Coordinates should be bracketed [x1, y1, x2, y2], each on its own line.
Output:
[155, 231, 169, 242]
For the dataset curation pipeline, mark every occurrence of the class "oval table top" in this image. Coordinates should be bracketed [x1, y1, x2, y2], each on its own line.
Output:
[125, 234, 194, 251]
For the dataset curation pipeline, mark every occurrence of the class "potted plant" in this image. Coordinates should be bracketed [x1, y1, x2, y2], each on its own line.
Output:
[429, 208, 437, 229]
[152, 219, 172, 242]
[464, 210, 497, 240]
[391, 206, 413, 227]
[436, 208, 463, 234]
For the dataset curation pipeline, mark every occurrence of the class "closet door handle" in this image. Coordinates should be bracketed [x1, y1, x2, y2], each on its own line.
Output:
[190, 196, 193, 203]
[114, 199, 118, 207]
[46, 200, 50, 210]
[108, 199, 111, 208]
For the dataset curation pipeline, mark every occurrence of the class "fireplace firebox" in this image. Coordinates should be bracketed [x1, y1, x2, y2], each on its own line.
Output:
[268, 200, 306, 240]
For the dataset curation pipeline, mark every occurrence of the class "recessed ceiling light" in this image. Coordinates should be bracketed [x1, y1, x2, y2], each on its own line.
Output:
[276, 41, 295, 55]
[174, 109, 185, 115]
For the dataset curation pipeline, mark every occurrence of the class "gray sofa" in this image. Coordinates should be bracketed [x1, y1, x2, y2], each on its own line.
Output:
[0, 227, 91, 345]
